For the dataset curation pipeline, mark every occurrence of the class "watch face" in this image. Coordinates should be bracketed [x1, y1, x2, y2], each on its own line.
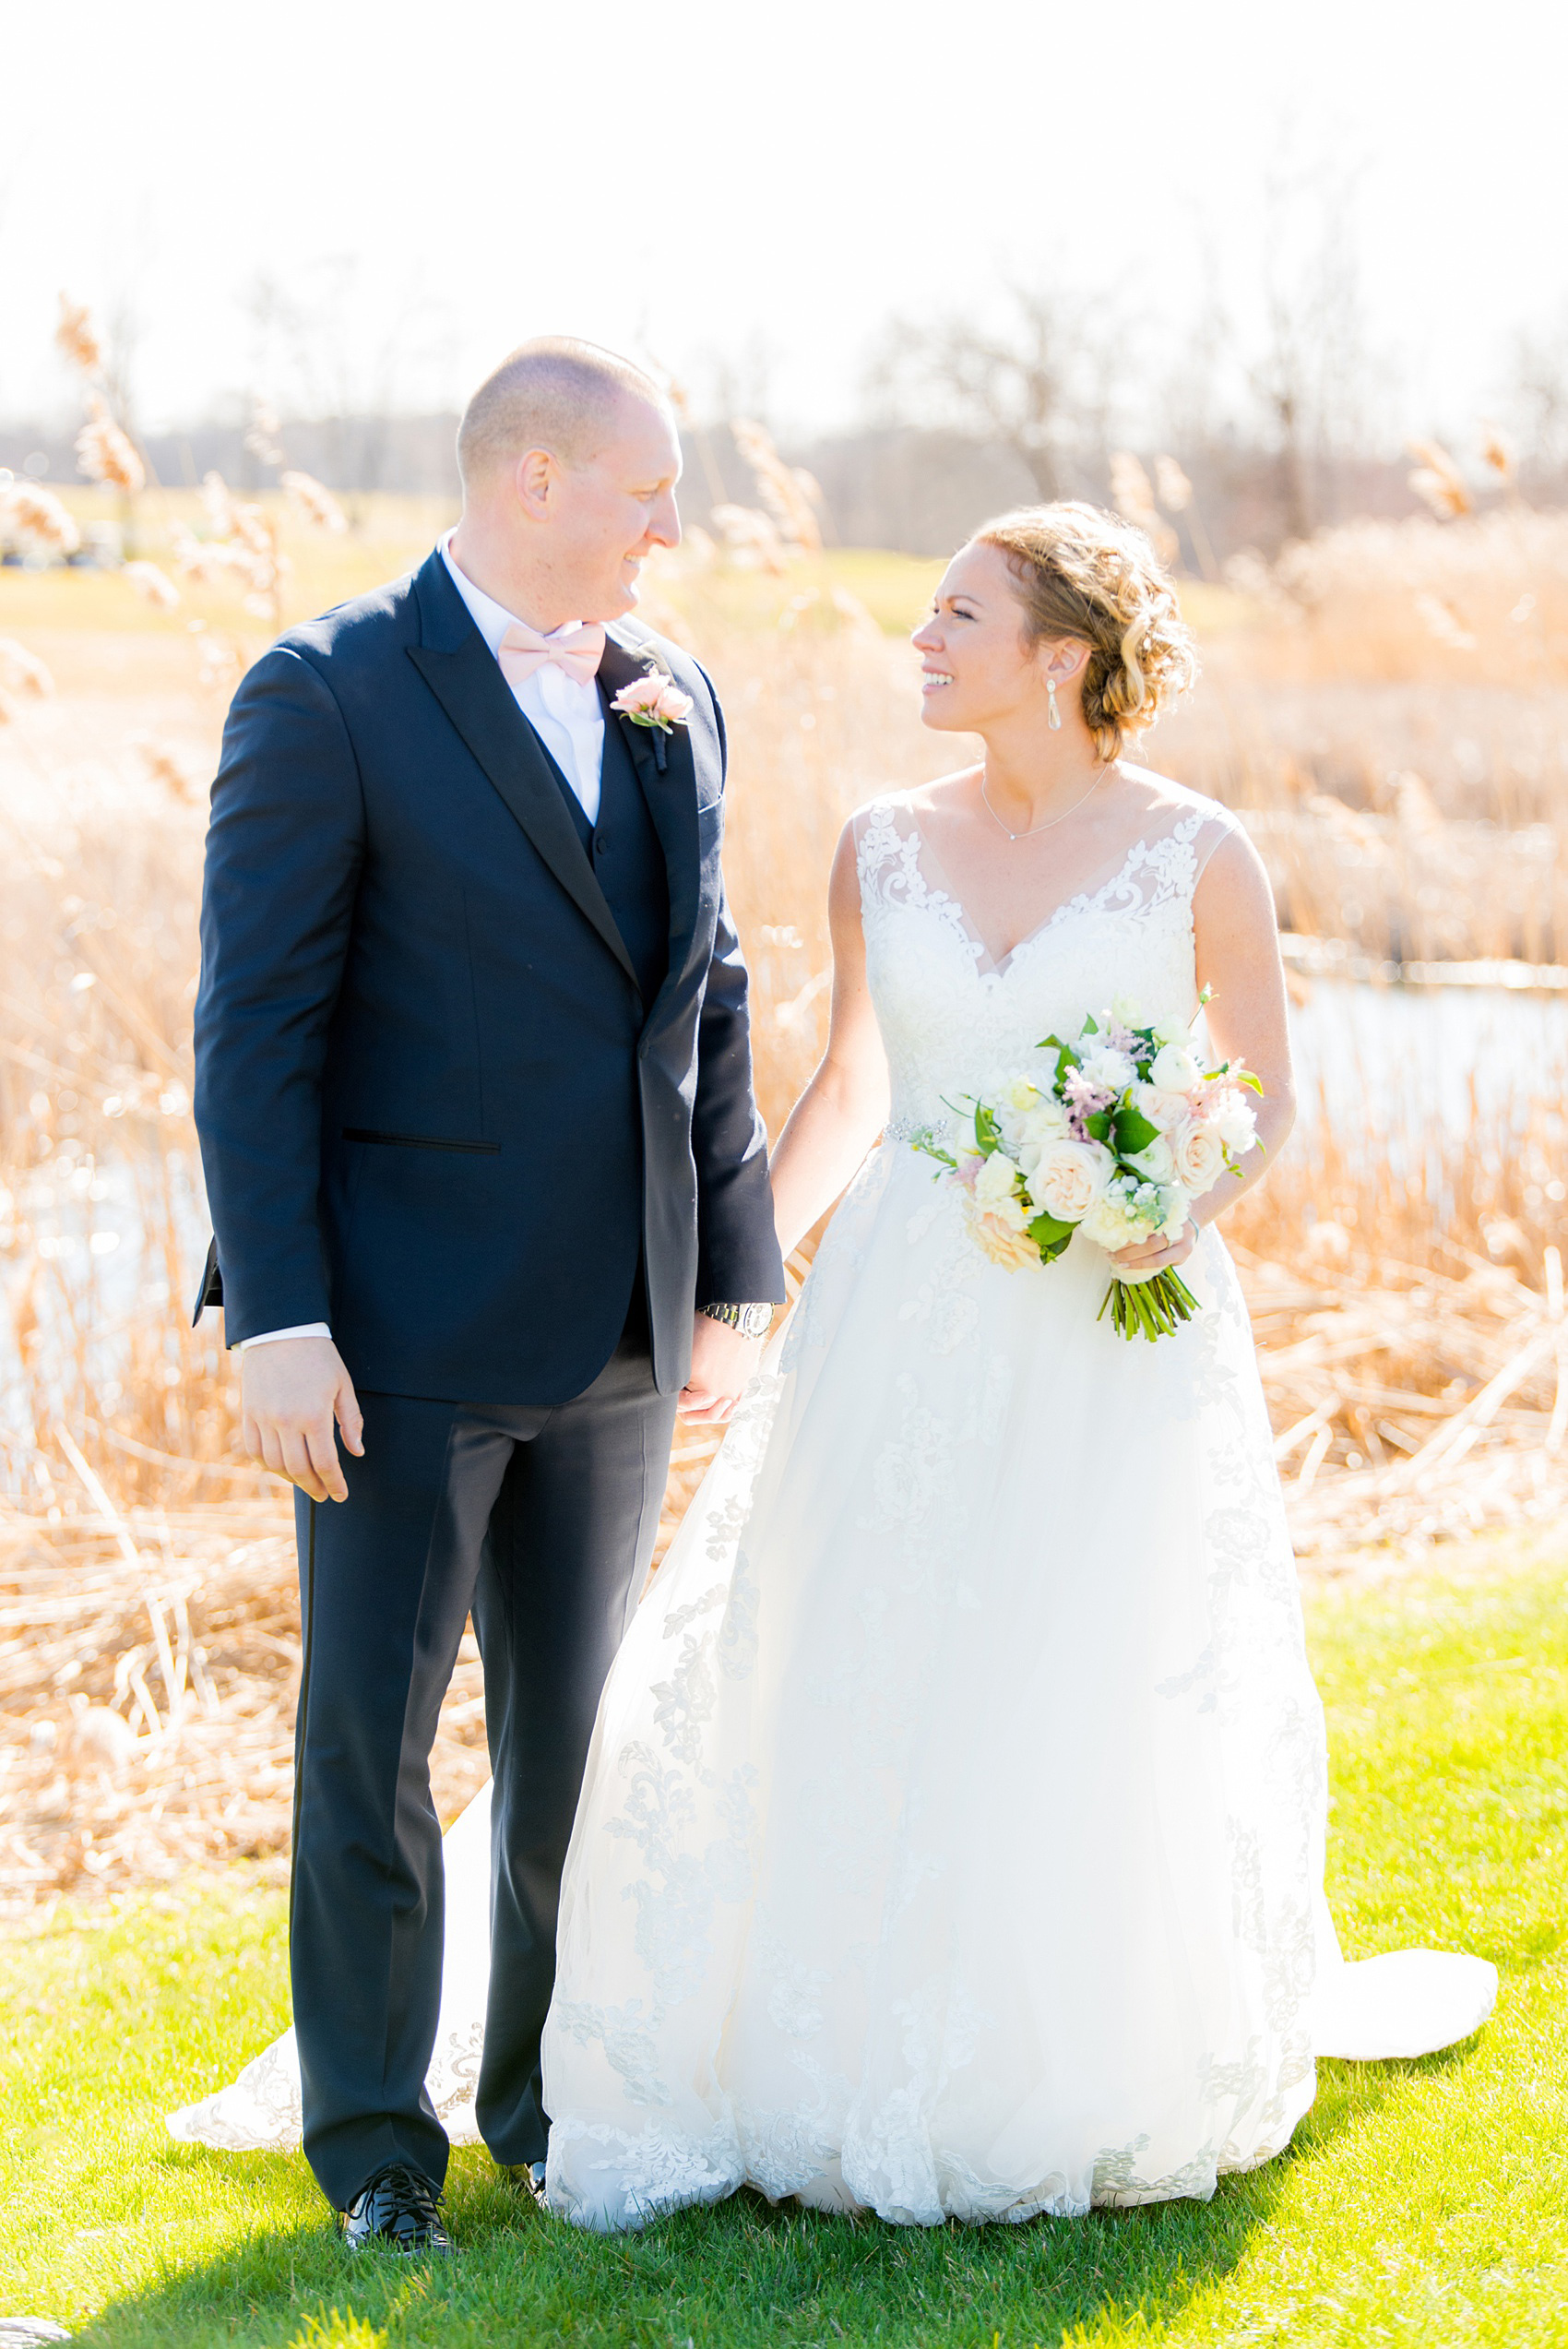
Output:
[741, 1303, 772, 1339]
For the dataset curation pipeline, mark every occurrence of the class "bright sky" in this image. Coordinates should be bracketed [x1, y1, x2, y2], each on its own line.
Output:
[5, 0, 1566, 448]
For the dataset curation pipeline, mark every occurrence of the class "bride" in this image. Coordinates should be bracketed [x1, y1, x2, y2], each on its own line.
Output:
[172, 502, 1495, 2225]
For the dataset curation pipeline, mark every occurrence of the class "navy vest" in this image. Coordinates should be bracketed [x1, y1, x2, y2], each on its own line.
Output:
[539, 695, 670, 1008]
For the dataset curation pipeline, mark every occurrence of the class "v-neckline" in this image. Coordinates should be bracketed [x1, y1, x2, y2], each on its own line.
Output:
[907, 817, 1155, 980]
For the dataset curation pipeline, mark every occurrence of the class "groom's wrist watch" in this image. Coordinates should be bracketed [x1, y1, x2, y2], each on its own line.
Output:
[700, 1300, 774, 1340]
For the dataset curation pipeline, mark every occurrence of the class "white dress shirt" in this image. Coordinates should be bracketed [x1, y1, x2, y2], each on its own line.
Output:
[242, 540, 610, 1353]
[440, 531, 607, 822]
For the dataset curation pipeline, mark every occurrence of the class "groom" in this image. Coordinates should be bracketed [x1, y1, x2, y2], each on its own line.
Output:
[193, 339, 785, 2251]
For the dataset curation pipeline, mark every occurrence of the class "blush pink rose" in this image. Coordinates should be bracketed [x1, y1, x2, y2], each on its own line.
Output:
[612, 672, 694, 728]
[968, 1196, 1039, 1270]
[1132, 1080, 1194, 1132]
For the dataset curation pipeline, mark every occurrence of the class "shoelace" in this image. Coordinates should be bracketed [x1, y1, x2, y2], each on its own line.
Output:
[364, 2163, 444, 2237]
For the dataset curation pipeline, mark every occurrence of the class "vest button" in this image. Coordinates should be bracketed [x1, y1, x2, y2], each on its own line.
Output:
[593, 830, 609, 855]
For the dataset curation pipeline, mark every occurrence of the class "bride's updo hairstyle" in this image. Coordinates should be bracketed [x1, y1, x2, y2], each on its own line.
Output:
[974, 502, 1198, 761]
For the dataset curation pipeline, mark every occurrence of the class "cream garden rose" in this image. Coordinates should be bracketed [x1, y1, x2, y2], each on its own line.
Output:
[1171, 1116, 1228, 1192]
[1027, 1139, 1111, 1222]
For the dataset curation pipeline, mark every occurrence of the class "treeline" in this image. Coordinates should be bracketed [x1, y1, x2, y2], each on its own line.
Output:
[3, 410, 1564, 564]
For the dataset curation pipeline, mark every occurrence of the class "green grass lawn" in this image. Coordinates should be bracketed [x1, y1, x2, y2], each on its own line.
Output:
[3, 1541, 1563, 2348]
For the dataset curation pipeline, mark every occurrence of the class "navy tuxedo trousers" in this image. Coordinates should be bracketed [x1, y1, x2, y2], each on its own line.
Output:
[289, 1330, 677, 2208]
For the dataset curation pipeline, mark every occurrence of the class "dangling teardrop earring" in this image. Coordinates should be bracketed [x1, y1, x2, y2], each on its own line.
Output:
[1047, 678, 1062, 731]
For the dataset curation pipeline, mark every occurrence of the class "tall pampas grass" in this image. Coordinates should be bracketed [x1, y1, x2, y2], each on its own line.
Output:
[75, 393, 146, 496]
[54, 292, 104, 378]
[0, 480, 82, 557]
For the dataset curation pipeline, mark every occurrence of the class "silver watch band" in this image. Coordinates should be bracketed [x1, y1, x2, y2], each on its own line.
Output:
[699, 1300, 773, 1339]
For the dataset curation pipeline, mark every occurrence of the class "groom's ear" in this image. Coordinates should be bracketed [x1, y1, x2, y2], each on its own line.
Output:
[512, 446, 557, 523]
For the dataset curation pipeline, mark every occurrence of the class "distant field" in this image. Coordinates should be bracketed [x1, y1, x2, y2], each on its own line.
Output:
[3, 488, 1252, 643]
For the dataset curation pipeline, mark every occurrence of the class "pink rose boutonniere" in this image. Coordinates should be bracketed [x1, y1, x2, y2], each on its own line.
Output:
[610, 670, 694, 733]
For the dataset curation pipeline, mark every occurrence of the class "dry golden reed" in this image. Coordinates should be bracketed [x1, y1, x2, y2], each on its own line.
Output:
[54, 292, 104, 377]
[1407, 436, 1472, 521]
[0, 481, 81, 557]
[75, 392, 146, 496]
[280, 471, 349, 534]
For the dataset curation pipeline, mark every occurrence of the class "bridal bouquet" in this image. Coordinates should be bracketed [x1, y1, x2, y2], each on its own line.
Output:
[912, 995, 1261, 1341]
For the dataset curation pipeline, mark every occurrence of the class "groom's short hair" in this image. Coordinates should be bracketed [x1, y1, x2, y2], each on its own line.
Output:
[457, 339, 670, 487]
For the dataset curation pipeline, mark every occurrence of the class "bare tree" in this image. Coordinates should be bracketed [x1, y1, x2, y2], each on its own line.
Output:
[1508, 310, 1568, 494]
[1246, 155, 1377, 543]
[243, 260, 448, 507]
[868, 286, 1118, 499]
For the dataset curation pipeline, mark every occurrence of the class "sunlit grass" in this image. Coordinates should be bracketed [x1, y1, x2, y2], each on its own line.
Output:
[0, 1541, 1559, 2347]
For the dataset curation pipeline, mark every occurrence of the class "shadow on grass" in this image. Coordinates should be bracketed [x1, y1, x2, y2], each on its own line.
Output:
[73, 2056, 1431, 2349]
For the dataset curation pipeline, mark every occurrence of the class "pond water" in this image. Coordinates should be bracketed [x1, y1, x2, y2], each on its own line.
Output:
[4, 977, 1564, 1449]
[1286, 977, 1568, 1141]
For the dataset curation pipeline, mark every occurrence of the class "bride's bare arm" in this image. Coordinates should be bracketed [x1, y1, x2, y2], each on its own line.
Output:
[1113, 822, 1296, 1272]
[767, 822, 892, 1261]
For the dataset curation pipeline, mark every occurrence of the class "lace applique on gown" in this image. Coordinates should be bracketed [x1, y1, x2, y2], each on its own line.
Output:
[169, 785, 1496, 2217]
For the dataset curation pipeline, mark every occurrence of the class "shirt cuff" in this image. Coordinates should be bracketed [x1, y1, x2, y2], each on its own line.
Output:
[239, 1322, 332, 1350]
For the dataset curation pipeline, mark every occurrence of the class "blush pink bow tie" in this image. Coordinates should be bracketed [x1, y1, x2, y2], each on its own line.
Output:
[496, 618, 606, 687]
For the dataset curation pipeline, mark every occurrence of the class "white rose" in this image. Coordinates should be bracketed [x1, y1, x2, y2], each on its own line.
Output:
[974, 1150, 1019, 1207]
[1078, 1044, 1137, 1095]
[1125, 1134, 1176, 1183]
[1206, 1090, 1258, 1154]
[1015, 1100, 1072, 1175]
[1111, 992, 1144, 1027]
[1153, 1014, 1192, 1048]
[1149, 1042, 1202, 1094]
[1171, 1116, 1228, 1196]
[1027, 1139, 1111, 1222]
[1020, 1098, 1070, 1142]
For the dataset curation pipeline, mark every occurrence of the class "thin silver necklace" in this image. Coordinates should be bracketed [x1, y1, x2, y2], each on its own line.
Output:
[979, 761, 1108, 842]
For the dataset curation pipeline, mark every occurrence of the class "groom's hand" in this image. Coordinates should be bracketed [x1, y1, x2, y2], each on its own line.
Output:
[679, 1313, 763, 1426]
[241, 1336, 365, 1504]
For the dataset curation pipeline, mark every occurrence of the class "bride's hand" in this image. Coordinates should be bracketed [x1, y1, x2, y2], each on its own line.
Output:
[680, 1312, 765, 1425]
[1111, 1220, 1197, 1277]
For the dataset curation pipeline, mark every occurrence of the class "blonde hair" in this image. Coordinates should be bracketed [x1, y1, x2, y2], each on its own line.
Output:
[973, 501, 1197, 759]
[457, 337, 669, 489]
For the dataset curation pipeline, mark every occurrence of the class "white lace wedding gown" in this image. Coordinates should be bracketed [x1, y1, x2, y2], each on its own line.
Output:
[170, 790, 1496, 2224]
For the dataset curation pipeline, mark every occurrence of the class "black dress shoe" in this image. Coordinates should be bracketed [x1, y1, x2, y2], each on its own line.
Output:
[341, 2162, 453, 2256]
[502, 2160, 549, 2211]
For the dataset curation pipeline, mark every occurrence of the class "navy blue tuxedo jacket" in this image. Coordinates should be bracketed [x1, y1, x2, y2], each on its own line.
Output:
[193, 547, 784, 1402]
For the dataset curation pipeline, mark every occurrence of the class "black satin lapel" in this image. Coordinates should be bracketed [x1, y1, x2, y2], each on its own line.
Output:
[598, 639, 701, 1004]
[409, 635, 639, 992]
